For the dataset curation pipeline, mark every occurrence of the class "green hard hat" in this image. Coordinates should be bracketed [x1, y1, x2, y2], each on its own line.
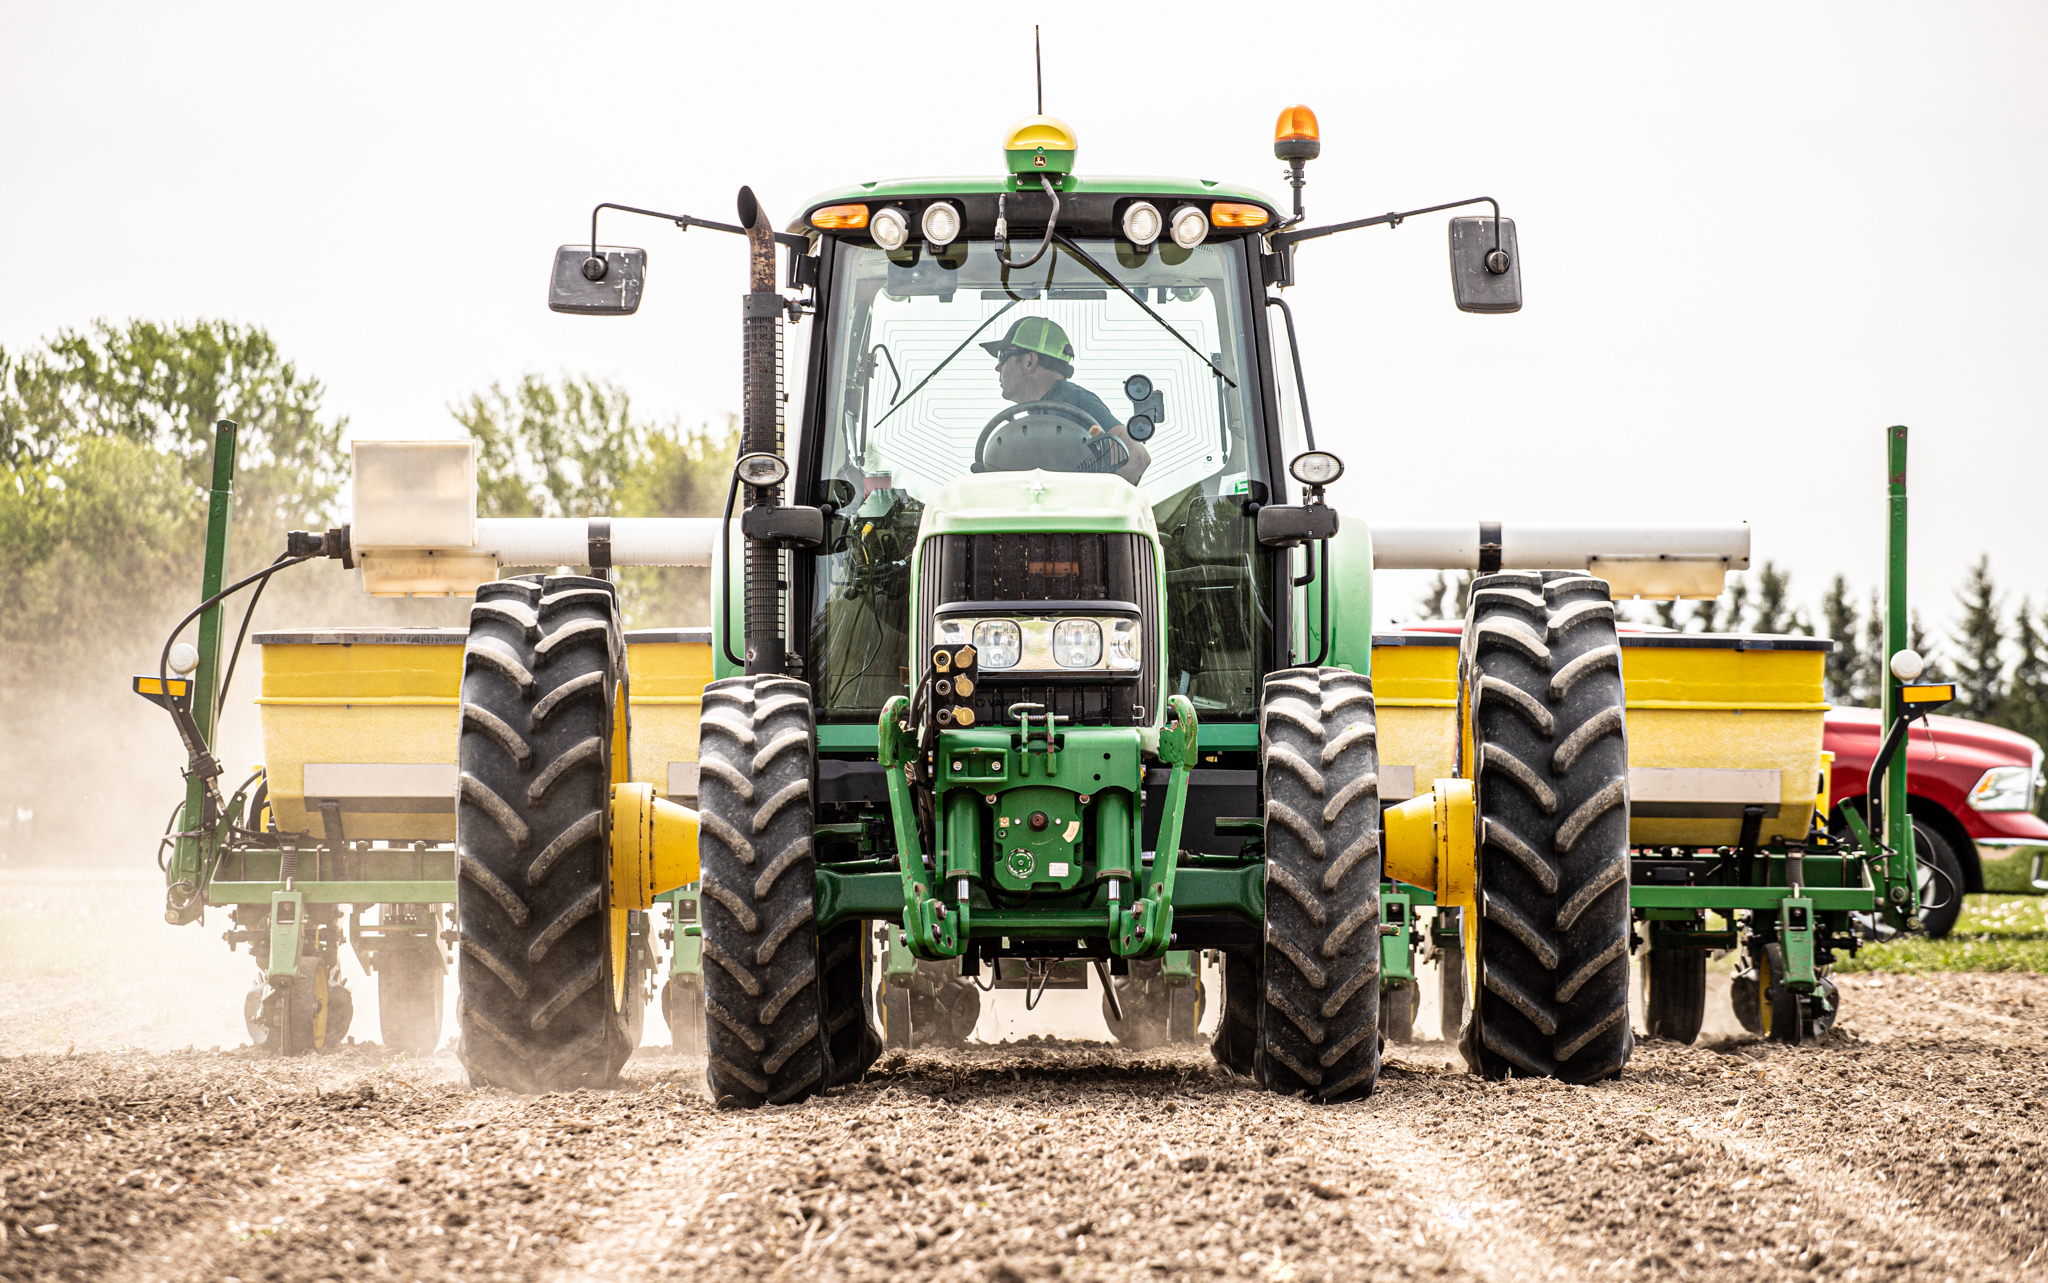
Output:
[981, 315, 1075, 365]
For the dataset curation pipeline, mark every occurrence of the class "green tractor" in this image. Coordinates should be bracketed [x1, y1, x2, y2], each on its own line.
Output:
[149, 102, 1736, 1096]
[527, 103, 1620, 1106]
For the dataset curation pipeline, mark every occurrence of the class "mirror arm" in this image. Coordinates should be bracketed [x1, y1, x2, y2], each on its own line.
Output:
[589, 201, 807, 256]
[1272, 195, 1503, 256]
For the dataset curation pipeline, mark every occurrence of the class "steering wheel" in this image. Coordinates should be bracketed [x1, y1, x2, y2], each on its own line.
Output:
[972, 400, 1131, 476]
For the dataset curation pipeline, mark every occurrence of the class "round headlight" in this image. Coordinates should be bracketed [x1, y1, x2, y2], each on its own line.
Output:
[972, 620, 1022, 670]
[871, 206, 910, 252]
[1122, 201, 1163, 248]
[1052, 619, 1103, 668]
[735, 452, 790, 488]
[1289, 450, 1345, 487]
[168, 642, 200, 675]
[1168, 204, 1208, 251]
[1890, 648, 1926, 681]
[920, 201, 960, 248]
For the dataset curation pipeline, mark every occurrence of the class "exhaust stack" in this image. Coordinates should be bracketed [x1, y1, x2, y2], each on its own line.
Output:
[737, 186, 787, 675]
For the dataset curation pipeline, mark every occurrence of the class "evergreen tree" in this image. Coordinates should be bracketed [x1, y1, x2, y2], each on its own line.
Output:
[1751, 561, 1793, 635]
[1950, 555, 2006, 721]
[1652, 599, 1681, 630]
[1417, 573, 1452, 621]
[1857, 590, 1885, 704]
[1910, 610, 1941, 681]
[1821, 575, 1861, 703]
[1689, 595, 1720, 632]
[1999, 600, 2048, 763]
[1727, 576, 1751, 632]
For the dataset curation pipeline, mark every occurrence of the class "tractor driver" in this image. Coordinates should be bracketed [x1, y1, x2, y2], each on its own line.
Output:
[983, 316, 1150, 485]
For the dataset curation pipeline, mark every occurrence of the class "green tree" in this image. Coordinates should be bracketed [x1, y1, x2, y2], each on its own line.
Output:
[453, 374, 645, 519]
[1950, 555, 2006, 721]
[1857, 590, 1885, 703]
[1, 320, 346, 560]
[1413, 571, 1475, 621]
[454, 377, 737, 627]
[1821, 575, 1862, 703]
[1999, 600, 2048, 748]
[1751, 561, 1794, 635]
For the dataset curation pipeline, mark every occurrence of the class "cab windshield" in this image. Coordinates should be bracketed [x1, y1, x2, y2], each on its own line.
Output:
[808, 234, 1270, 722]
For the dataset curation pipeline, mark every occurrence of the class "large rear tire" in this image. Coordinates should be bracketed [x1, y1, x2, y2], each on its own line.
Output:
[1463, 572, 1634, 1083]
[698, 674, 831, 1107]
[454, 575, 635, 1092]
[1258, 666, 1383, 1102]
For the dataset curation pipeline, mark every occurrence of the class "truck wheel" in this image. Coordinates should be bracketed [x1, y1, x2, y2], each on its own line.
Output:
[1437, 938, 1468, 1044]
[1258, 666, 1383, 1103]
[1463, 572, 1634, 1083]
[1211, 948, 1259, 1074]
[454, 575, 635, 1092]
[662, 977, 705, 1055]
[1914, 821, 1966, 939]
[1379, 980, 1417, 1044]
[698, 674, 829, 1107]
[1643, 946, 1706, 1044]
[821, 920, 882, 1085]
[377, 922, 445, 1055]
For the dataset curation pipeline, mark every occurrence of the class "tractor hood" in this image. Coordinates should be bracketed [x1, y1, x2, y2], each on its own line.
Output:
[917, 471, 1158, 540]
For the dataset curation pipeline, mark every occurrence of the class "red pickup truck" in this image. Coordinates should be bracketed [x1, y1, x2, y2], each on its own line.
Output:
[1824, 707, 2048, 936]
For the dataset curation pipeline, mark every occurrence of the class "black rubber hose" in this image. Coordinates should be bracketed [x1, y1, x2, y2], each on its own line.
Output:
[157, 554, 316, 764]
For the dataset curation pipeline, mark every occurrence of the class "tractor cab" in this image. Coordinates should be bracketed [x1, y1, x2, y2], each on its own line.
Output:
[792, 172, 1284, 733]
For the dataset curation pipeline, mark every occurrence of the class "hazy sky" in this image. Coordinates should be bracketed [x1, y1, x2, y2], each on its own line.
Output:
[5, 2, 2044, 636]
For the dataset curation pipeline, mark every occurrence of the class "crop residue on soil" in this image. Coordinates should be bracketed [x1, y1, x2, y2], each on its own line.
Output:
[2, 970, 2043, 1283]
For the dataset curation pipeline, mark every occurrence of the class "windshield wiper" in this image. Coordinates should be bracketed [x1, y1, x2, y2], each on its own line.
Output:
[865, 254, 1057, 438]
[864, 298, 1025, 439]
[1050, 233, 1237, 388]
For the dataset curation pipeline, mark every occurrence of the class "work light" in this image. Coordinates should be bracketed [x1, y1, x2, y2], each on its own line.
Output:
[1122, 201, 1162, 248]
[1168, 205, 1208, 251]
[871, 206, 910, 252]
[735, 453, 789, 487]
[921, 201, 961, 248]
[1289, 451, 1345, 487]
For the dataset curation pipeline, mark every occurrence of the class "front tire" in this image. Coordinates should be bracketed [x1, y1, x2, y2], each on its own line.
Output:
[1463, 572, 1633, 1083]
[698, 675, 830, 1107]
[454, 575, 634, 1092]
[1258, 666, 1383, 1103]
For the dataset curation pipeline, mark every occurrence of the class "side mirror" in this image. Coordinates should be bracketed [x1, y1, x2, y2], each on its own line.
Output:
[549, 245, 647, 315]
[1448, 217, 1521, 314]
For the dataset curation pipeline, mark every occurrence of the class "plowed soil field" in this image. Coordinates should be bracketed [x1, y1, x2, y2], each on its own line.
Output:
[4, 967, 2044, 1283]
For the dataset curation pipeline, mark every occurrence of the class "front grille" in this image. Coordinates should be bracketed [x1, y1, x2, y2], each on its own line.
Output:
[919, 532, 1160, 727]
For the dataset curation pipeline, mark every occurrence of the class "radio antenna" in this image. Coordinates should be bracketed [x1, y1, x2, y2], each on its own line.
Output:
[1035, 26, 1043, 115]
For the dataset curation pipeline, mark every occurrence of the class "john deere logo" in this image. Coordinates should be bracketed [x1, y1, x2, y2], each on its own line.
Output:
[1033, 151, 1047, 168]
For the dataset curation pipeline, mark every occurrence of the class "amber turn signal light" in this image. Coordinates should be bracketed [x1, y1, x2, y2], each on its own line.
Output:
[1209, 202, 1270, 229]
[811, 203, 869, 230]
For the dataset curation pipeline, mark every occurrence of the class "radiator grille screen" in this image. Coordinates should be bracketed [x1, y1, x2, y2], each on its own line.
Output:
[918, 532, 1160, 727]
